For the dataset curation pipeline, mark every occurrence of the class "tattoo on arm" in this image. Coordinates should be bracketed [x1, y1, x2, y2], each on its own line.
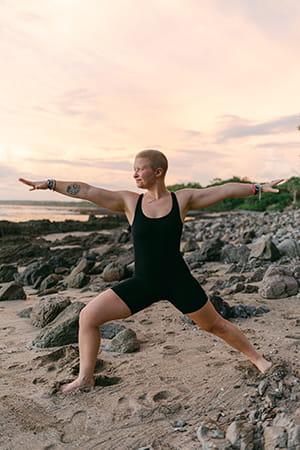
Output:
[66, 184, 81, 195]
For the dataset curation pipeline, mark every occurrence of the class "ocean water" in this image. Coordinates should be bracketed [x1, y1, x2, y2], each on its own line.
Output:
[0, 204, 95, 223]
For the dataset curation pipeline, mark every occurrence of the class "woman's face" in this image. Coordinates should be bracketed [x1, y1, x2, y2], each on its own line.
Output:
[133, 157, 157, 189]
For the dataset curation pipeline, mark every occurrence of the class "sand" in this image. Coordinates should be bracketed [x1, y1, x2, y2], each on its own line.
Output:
[0, 255, 299, 449]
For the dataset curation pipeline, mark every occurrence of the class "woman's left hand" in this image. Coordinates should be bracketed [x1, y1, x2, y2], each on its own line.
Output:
[262, 179, 285, 193]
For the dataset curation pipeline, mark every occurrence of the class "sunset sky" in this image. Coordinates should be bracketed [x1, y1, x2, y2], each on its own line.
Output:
[1, 0, 299, 201]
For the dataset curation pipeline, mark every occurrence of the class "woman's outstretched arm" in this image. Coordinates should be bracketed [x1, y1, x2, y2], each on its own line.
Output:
[18, 178, 134, 213]
[180, 179, 284, 211]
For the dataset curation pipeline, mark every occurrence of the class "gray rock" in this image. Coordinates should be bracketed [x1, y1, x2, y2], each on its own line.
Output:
[30, 296, 71, 327]
[259, 265, 299, 299]
[0, 281, 26, 301]
[246, 268, 266, 282]
[102, 262, 126, 282]
[68, 257, 95, 278]
[67, 272, 90, 289]
[0, 264, 18, 282]
[199, 238, 223, 262]
[100, 322, 126, 339]
[16, 262, 53, 286]
[209, 295, 232, 319]
[17, 307, 32, 318]
[182, 238, 199, 253]
[105, 328, 140, 353]
[226, 421, 255, 449]
[39, 274, 59, 291]
[220, 243, 250, 264]
[272, 412, 300, 449]
[32, 301, 85, 347]
[258, 380, 269, 396]
[277, 238, 300, 258]
[250, 238, 281, 261]
[196, 422, 229, 449]
[263, 425, 288, 449]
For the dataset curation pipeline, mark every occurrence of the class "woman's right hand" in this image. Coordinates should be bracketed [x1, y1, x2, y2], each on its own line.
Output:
[18, 178, 48, 191]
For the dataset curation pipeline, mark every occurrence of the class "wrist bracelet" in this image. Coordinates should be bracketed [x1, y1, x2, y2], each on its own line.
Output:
[47, 179, 56, 191]
[253, 183, 262, 201]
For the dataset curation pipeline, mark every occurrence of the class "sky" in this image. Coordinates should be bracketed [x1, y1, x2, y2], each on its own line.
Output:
[0, 0, 299, 201]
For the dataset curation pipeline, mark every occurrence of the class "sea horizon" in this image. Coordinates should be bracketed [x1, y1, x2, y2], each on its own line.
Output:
[0, 200, 106, 223]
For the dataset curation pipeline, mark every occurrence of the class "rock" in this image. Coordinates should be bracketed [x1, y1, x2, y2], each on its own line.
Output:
[243, 284, 259, 293]
[220, 243, 250, 265]
[68, 257, 95, 279]
[39, 274, 59, 292]
[105, 328, 140, 353]
[30, 296, 71, 327]
[272, 412, 300, 449]
[198, 238, 223, 262]
[263, 425, 288, 449]
[246, 268, 266, 282]
[0, 264, 18, 282]
[258, 380, 269, 396]
[249, 238, 281, 261]
[277, 238, 300, 258]
[182, 238, 199, 253]
[32, 301, 85, 347]
[16, 262, 53, 286]
[17, 307, 32, 318]
[0, 281, 26, 301]
[196, 422, 228, 449]
[117, 229, 131, 243]
[181, 315, 195, 325]
[226, 421, 255, 449]
[100, 322, 126, 339]
[259, 264, 299, 299]
[209, 295, 232, 319]
[102, 262, 126, 282]
[66, 272, 90, 289]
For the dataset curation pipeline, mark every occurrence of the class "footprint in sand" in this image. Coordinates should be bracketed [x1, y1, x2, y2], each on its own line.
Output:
[61, 410, 88, 443]
[0, 326, 16, 336]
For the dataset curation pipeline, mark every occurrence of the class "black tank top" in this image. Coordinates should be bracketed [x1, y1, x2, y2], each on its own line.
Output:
[132, 192, 188, 280]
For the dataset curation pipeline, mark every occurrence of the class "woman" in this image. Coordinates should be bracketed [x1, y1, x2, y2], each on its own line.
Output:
[19, 149, 282, 393]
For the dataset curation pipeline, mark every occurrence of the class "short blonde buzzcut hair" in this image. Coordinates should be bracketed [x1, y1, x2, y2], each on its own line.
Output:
[136, 149, 168, 176]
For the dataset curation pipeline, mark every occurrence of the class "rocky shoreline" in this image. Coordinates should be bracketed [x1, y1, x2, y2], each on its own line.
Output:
[0, 208, 299, 449]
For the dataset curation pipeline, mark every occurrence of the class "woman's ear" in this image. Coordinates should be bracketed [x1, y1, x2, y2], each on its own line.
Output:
[155, 167, 164, 177]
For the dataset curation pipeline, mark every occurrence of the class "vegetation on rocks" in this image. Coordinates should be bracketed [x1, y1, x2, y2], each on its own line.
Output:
[168, 176, 300, 211]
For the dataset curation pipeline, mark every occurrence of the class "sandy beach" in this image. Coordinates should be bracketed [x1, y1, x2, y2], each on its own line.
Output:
[0, 213, 299, 449]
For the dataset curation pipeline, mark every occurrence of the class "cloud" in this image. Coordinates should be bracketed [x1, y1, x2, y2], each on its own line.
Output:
[216, 114, 299, 142]
[183, 130, 203, 139]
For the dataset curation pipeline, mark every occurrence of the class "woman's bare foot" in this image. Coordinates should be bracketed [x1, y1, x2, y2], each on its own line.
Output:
[60, 376, 95, 393]
[252, 356, 272, 374]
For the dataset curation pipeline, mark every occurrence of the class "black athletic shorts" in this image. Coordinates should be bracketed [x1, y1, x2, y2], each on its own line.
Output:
[111, 274, 208, 315]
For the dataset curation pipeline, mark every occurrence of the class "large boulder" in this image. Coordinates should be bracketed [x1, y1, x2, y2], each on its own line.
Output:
[249, 238, 280, 261]
[0, 281, 26, 301]
[32, 301, 85, 347]
[30, 296, 71, 327]
[0, 264, 18, 282]
[259, 265, 299, 299]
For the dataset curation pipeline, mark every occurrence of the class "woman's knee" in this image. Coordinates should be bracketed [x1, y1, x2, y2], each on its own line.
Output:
[203, 317, 228, 335]
[79, 305, 104, 328]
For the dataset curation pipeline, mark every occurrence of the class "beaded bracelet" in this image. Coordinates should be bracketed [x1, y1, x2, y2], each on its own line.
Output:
[47, 179, 56, 191]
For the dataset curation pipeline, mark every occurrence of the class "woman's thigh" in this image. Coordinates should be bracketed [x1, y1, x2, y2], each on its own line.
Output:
[185, 299, 223, 332]
[81, 288, 132, 326]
